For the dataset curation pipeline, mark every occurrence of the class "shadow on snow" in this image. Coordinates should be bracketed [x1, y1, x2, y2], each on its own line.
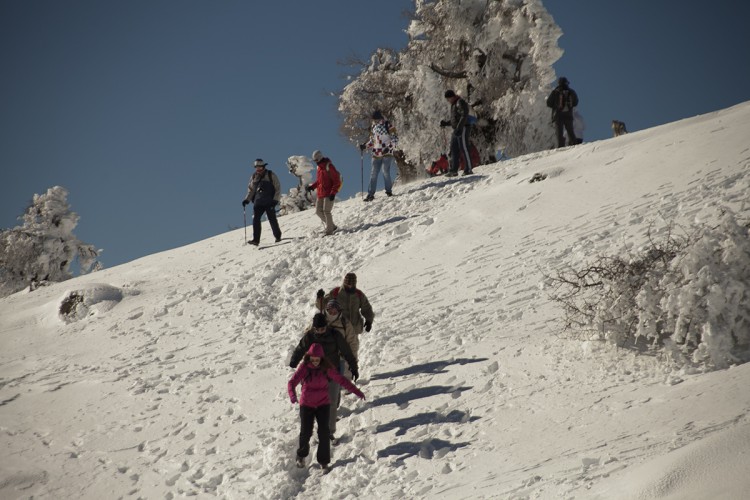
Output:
[366, 385, 473, 408]
[376, 438, 471, 462]
[370, 358, 488, 380]
[339, 215, 415, 235]
[376, 409, 480, 436]
[404, 174, 485, 194]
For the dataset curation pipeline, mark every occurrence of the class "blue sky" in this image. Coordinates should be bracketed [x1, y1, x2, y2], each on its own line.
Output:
[2, 1, 749, 269]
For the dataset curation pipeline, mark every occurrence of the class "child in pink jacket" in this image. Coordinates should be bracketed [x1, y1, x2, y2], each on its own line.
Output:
[288, 343, 365, 470]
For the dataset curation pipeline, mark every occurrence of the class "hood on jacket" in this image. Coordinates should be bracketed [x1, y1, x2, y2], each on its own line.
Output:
[307, 343, 325, 358]
[343, 272, 357, 289]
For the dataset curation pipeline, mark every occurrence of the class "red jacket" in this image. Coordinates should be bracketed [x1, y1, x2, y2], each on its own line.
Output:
[288, 361, 364, 408]
[309, 158, 342, 199]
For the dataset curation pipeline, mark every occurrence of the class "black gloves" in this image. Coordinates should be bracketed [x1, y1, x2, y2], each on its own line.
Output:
[440, 120, 450, 128]
[305, 185, 313, 192]
[351, 367, 359, 381]
[242, 200, 249, 207]
[317, 289, 325, 299]
[364, 321, 372, 332]
[328, 194, 335, 201]
[359, 143, 366, 152]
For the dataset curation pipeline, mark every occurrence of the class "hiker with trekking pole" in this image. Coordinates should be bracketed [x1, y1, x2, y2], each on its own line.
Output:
[241, 158, 283, 246]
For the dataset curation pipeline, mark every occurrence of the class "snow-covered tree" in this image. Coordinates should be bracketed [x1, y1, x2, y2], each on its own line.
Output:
[277, 156, 316, 216]
[339, 0, 562, 181]
[0, 186, 100, 297]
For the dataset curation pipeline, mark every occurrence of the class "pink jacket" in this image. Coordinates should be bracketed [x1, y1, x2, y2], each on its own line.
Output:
[288, 362, 364, 408]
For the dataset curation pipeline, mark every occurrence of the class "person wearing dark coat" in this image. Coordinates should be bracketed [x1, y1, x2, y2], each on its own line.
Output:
[289, 313, 359, 441]
[242, 158, 282, 245]
[440, 89, 474, 177]
[546, 77, 580, 148]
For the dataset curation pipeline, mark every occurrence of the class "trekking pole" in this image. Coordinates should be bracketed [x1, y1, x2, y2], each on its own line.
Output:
[360, 151, 364, 200]
[243, 206, 247, 245]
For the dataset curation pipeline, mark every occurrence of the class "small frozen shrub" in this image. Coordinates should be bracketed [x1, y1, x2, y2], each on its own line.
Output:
[548, 212, 750, 371]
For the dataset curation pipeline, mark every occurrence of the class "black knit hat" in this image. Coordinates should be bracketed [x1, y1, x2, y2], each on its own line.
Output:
[372, 110, 384, 120]
[444, 89, 456, 98]
[312, 313, 327, 328]
[343, 272, 357, 287]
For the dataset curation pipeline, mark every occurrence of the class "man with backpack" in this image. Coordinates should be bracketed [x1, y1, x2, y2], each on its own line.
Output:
[359, 110, 399, 202]
[242, 159, 282, 245]
[306, 150, 341, 236]
[440, 90, 474, 177]
[546, 76, 580, 148]
[316, 272, 374, 339]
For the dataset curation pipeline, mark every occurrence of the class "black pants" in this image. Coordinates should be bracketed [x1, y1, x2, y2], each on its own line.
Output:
[449, 126, 473, 173]
[555, 111, 577, 147]
[297, 404, 331, 466]
[252, 204, 282, 242]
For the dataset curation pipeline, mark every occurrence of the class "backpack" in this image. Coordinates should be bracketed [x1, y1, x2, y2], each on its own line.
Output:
[326, 162, 343, 194]
[558, 90, 573, 112]
[558, 88, 578, 112]
[331, 286, 362, 300]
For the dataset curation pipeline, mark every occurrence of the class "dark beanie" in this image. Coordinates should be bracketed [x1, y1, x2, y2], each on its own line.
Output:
[372, 110, 384, 120]
[343, 272, 357, 287]
[444, 89, 456, 98]
[312, 313, 327, 328]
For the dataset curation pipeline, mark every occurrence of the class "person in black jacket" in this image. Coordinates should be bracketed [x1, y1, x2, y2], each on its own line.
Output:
[242, 158, 282, 246]
[440, 90, 474, 177]
[546, 77, 579, 148]
[289, 313, 359, 442]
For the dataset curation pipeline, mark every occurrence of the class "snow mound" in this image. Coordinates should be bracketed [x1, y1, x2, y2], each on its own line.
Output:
[590, 422, 750, 500]
[58, 283, 124, 323]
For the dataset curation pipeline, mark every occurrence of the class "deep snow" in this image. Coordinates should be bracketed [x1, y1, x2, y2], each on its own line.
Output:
[1, 101, 749, 499]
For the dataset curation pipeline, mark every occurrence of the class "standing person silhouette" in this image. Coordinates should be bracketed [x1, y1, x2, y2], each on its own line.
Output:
[546, 77, 579, 148]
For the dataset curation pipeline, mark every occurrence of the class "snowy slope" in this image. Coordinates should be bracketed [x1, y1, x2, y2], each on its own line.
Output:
[1, 101, 749, 499]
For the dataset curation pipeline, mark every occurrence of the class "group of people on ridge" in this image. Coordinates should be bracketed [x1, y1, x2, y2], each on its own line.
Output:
[242, 78, 581, 244]
[287, 272, 374, 471]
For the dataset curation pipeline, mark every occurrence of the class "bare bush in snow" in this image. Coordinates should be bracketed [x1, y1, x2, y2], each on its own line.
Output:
[548, 212, 750, 371]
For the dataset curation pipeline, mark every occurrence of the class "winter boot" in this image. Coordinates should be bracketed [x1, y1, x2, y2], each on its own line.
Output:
[296, 456, 305, 468]
[364, 194, 375, 202]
